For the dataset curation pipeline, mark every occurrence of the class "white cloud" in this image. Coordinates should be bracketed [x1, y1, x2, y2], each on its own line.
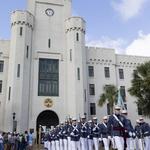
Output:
[86, 32, 150, 57]
[126, 31, 150, 56]
[111, 0, 147, 20]
[86, 36, 126, 54]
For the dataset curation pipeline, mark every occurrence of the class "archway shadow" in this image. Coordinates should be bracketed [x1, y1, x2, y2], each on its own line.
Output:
[36, 110, 59, 143]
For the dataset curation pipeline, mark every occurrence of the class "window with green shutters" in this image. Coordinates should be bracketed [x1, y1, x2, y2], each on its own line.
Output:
[38, 59, 59, 96]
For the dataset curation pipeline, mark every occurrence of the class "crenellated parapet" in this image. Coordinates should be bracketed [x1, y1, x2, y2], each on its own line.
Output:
[65, 27, 85, 34]
[11, 21, 33, 30]
[65, 17, 86, 34]
[11, 10, 34, 30]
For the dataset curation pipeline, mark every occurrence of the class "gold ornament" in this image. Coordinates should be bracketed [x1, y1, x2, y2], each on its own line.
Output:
[44, 98, 53, 108]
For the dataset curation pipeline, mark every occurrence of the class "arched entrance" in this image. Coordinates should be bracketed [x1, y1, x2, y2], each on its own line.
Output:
[37, 110, 59, 129]
[36, 110, 59, 143]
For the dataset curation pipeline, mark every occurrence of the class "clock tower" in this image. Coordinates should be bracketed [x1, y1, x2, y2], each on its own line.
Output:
[27, 0, 71, 53]
[27, 0, 71, 19]
[4, 0, 87, 132]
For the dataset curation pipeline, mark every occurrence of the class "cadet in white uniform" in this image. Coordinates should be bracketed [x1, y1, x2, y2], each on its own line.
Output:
[107, 106, 128, 150]
[92, 117, 100, 150]
[121, 110, 135, 150]
[139, 118, 150, 150]
[70, 118, 81, 150]
[99, 116, 110, 150]
[87, 120, 94, 150]
[80, 116, 88, 150]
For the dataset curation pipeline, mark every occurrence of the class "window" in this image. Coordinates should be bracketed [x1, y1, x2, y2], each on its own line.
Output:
[138, 104, 143, 115]
[0, 80, 2, 93]
[133, 70, 137, 78]
[90, 103, 96, 115]
[20, 27, 23, 36]
[76, 33, 79, 41]
[26, 46, 29, 58]
[17, 64, 20, 78]
[48, 38, 51, 48]
[77, 68, 80, 80]
[8, 87, 11, 100]
[0, 61, 4, 72]
[38, 59, 59, 96]
[107, 103, 110, 115]
[104, 67, 110, 78]
[88, 66, 94, 77]
[120, 86, 126, 102]
[84, 89, 86, 102]
[89, 84, 95, 95]
[70, 49, 72, 61]
[119, 69, 124, 79]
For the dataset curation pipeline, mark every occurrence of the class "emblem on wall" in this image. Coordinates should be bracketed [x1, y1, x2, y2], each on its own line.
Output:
[44, 98, 53, 108]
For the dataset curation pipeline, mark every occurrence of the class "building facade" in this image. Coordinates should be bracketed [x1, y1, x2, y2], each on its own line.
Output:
[0, 0, 150, 133]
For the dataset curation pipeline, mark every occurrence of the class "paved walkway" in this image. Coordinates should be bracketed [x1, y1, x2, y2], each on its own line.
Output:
[33, 144, 44, 150]
[33, 144, 112, 150]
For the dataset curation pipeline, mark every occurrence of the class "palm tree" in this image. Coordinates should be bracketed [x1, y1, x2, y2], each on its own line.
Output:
[98, 85, 118, 114]
[128, 61, 150, 117]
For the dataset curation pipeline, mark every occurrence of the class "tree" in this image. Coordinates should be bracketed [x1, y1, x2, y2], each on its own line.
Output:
[128, 61, 150, 117]
[98, 85, 117, 114]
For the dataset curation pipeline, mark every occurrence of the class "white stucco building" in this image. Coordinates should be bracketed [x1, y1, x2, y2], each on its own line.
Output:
[0, 0, 150, 133]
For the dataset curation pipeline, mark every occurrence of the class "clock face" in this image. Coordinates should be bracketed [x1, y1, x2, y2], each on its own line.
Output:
[45, 8, 54, 16]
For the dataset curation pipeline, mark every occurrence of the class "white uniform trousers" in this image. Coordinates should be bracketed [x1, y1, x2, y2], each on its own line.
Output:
[63, 139, 67, 150]
[134, 137, 140, 150]
[44, 141, 48, 149]
[144, 136, 150, 150]
[67, 137, 71, 150]
[102, 138, 109, 150]
[71, 141, 81, 150]
[138, 138, 144, 150]
[126, 138, 135, 150]
[55, 140, 60, 150]
[111, 137, 116, 149]
[93, 137, 99, 150]
[88, 139, 93, 150]
[114, 136, 124, 150]
[47, 141, 51, 150]
[44, 141, 51, 150]
[80, 137, 88, 150]
[59, 139, 63, 150]
[132, 138, 137, 150]
[51, 141, 55, 150]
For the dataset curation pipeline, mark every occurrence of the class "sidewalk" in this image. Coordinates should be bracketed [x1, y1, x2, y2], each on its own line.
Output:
[33, 144, 112, 150]
[33, 144, 44, 150]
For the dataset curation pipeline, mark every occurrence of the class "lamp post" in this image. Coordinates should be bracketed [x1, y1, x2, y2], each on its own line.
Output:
[12, 112, 16, 132]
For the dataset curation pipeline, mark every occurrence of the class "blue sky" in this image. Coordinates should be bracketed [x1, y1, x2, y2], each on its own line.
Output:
[1, 0, 150, 56]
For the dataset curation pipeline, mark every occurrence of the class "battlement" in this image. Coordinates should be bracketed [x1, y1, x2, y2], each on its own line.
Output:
[11, 10, 34, 29]
[85, 46, 115, 51]
[65, 17, 86, 34]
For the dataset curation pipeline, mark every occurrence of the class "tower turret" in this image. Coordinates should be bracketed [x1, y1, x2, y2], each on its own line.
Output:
[4, 10, 34, 132]
[65, 17, 87, 118]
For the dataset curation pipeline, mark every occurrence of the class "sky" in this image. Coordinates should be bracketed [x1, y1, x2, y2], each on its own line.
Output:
[1, 0, 150, 56]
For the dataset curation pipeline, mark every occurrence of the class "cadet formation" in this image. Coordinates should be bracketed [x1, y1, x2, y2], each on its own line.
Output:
[0, 106, 150, 150]
[43, 106, 150, 150]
